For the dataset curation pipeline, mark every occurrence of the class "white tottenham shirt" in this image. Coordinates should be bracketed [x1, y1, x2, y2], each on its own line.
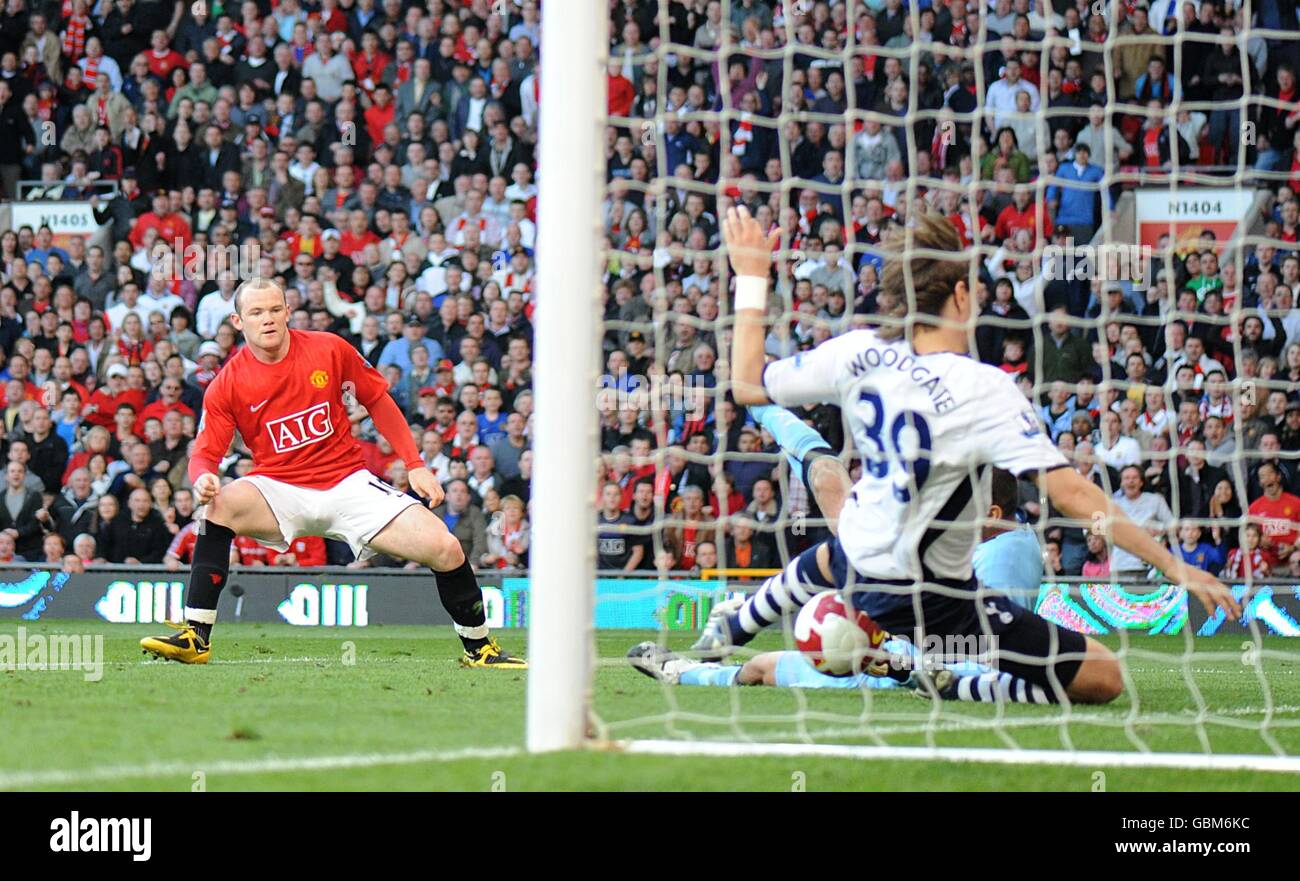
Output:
[763, 328, 1068, 590]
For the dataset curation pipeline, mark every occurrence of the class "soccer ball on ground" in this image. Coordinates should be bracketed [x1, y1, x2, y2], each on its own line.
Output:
[793, 591, 886, 677]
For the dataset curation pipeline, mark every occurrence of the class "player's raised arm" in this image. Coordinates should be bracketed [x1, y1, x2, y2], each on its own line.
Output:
[722, 206, 781, 405]
[339, 340, 441, 505]
[1041, 466, 1241, 621]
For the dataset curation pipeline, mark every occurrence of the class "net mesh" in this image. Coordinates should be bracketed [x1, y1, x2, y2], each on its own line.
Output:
[587, 0, 1300, 762]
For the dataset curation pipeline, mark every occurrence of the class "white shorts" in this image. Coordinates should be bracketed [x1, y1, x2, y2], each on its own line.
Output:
[238, 469, 421, 561]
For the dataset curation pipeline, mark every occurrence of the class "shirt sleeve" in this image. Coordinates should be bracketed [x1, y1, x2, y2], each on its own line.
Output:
[761, 330, 866, 407]
[338, 336, 423, 471]
[975, 373, 1069, 477]
[188, 377, 236, 483]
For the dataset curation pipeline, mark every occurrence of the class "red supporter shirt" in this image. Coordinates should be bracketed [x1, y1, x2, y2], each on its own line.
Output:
[136, 399, 195, 435]
[276, 535, 327, 566]
[339, 230, 380, 262]
[190, 330, 420, 490]
[166, 522, 199, 562]
[129, 211, 192, 250]
[1248, 491, 1300, 567]
[233, 534, 273, 565]
[84, 387, 146, 428]
[994, 202, 1053, 242]
[142, 48, 186, 80]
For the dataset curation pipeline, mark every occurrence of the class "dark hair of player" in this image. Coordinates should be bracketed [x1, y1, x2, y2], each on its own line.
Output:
[990, 467, 1019, 519]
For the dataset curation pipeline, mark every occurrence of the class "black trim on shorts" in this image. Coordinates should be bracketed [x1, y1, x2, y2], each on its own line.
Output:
[799, 446, 836, 491]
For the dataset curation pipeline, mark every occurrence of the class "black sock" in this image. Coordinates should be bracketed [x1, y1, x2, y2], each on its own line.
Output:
[186, 521, 235, 642]
[434, 559, 490, 651]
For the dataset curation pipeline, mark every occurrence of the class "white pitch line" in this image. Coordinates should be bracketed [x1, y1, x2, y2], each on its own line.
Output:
[0, 745, 522, 790]
[618, 740, 1300, 773]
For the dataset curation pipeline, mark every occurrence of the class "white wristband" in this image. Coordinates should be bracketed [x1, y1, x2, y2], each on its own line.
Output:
[734, 276, 768, 312]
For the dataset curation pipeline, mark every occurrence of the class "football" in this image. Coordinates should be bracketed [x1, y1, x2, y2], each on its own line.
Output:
[793, 591, 886, 677]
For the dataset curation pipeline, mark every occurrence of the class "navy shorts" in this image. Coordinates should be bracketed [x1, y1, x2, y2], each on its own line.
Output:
[824, 536, 1088, 691]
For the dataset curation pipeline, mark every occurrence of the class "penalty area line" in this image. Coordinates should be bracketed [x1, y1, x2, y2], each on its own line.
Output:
[616, 740, 1300, 774]
[0, 745, 521, 790]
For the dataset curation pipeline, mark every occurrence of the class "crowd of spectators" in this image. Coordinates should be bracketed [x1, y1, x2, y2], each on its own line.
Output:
[0, 0, 1299, 582]
[593, 0, 1300, 582]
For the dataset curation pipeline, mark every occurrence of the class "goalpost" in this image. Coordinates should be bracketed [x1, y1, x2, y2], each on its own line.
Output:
[529, 0, 1300, 773]
[527, 0, 607, 751]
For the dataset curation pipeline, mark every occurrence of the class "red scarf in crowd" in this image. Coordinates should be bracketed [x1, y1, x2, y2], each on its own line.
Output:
[63, 16, 90, 62]
[1143, 127, 1163, 167]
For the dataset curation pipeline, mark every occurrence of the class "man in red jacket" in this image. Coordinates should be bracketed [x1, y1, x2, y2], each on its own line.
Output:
[82, 364, 146, 429]
[995, 184, 1054, 244]
[129, 190, 193, 251]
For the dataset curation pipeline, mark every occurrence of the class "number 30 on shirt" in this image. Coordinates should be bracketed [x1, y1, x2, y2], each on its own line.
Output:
[854, 390, 933, 503]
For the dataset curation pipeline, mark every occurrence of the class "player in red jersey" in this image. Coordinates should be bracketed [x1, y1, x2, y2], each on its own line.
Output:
[140, 279, 525, 667]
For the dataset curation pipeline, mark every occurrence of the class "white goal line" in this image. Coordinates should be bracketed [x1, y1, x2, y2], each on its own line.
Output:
[615, 740, 1300, 774]
[0, 745, 522, 791]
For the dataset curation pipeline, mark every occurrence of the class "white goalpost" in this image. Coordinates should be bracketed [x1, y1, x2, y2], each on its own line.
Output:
[526, 0, 607, 752]
[526, 0, 1300, 774]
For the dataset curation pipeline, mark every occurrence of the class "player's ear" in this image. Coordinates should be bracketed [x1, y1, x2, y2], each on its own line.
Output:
[987, 503, 1003, 524]
[953, 279, 970, 318]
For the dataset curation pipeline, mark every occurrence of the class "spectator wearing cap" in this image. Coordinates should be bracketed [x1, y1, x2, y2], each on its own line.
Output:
[191, 341, 225, 389]
[379, 315, 446, 376]
[83, 363, 145, 429]
[426, 359, 457, 398]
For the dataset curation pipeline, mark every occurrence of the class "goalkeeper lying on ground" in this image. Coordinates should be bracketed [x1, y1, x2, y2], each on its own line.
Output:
[629, 406, 1042, 691]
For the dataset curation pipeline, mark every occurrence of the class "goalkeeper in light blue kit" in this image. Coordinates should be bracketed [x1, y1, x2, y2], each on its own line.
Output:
[628, 406, 1042, 690]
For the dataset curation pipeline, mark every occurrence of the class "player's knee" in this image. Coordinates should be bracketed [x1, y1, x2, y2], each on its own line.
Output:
[429, 532, 466, 570]
[1077, 667, 1123, 704]
[808, 455, 848, 497]
[1069, 647, 1123, 704]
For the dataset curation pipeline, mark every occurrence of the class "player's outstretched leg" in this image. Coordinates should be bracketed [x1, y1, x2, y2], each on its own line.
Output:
[692, 543, 835, 659]
[368, 504, 526, 668]
[692, 409, 850, 658]
[140, 480, 278, 663]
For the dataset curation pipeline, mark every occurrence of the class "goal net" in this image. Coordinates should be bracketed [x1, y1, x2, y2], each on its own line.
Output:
[531, 0, 1300, 772]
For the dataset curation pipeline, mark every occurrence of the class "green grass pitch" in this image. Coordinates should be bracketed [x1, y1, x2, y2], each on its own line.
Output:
[2, 620, 1300, 791]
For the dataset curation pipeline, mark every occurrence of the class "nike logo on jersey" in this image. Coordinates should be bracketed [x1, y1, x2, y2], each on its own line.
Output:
[250, 399, 270, 413]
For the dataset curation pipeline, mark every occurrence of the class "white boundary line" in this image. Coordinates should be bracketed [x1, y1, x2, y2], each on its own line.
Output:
[618, 740, 1300, 773]
[0, 745, 521, 790]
